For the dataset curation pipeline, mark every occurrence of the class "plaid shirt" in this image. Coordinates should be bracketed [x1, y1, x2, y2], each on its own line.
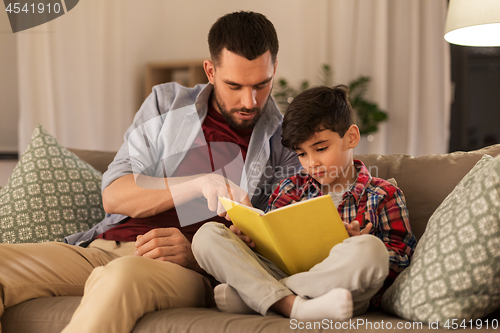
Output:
[267, 160, 417, 304]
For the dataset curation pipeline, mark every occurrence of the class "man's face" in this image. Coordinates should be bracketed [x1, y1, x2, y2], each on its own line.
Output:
[205, 49, 277, 130]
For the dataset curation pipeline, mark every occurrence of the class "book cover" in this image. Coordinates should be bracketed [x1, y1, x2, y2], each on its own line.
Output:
[220, 195, 349, 275]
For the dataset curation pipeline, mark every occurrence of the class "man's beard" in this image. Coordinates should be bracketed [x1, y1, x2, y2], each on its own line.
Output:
[213, 85, 271, 130]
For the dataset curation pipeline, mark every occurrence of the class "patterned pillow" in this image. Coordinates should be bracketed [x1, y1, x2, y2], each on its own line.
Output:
[382, 154, 500, 324]
[0, 125, 105, 243]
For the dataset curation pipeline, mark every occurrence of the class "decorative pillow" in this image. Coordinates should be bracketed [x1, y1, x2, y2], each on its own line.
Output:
[0, 125, 105, 243]
[382, 154, 500, 325]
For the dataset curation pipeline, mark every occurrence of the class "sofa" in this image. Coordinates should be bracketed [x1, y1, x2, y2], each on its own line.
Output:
[2, 144, 500, 333]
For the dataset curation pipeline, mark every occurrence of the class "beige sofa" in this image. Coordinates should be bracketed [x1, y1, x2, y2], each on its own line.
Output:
[2, 144, 500, 333]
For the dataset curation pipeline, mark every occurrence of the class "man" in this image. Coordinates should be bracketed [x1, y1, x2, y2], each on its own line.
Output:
[0, 11, 300, 333]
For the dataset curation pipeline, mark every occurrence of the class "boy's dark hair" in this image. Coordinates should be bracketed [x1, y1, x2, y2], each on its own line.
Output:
[282, 85, 357, 150]
[208, 11, 279, 66]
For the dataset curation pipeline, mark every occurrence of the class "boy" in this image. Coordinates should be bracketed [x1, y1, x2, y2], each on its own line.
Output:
[192, 85, 416, 321]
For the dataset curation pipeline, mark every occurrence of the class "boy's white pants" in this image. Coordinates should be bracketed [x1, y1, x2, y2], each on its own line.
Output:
[192, 222, 389, 316]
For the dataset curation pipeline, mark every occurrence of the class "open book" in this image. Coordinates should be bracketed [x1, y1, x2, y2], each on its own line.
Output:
[220, 195, 349, 275]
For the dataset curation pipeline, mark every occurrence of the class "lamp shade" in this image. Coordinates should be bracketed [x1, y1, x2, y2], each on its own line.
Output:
[445, 0, 500, 47]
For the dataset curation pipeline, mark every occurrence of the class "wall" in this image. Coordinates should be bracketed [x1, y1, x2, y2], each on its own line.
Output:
[0, 9, 19, 153]
[13, 0, 335, 152]
[110, 0, 327, 115]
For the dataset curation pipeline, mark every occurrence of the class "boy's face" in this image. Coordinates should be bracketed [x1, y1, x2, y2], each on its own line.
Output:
[295, 126, 360, 193]
[204, 49, 277, 130]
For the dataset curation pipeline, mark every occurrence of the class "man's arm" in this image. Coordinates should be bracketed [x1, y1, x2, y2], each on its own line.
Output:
[101, 84, 252, 218]
[103, 173, 252, 219]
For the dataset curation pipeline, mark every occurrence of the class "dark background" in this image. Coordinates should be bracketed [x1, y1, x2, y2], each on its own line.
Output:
[449, 45, 500, 152]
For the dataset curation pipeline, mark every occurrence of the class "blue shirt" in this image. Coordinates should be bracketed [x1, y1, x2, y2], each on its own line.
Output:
[65, 83, 301, 246]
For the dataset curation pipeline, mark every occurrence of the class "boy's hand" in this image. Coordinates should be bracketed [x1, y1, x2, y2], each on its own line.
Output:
[229, 225, 255, 248]
[343, 220, 373, 237]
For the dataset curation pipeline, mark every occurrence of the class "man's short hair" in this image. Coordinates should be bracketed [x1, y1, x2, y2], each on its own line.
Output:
[208, 11, 279, 65]
[282, 85, 357, 150]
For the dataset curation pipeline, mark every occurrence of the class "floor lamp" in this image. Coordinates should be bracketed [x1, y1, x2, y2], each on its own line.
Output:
[445, 0, 500, 46]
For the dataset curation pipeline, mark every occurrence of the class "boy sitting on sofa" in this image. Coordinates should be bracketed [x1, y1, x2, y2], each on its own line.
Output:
[192, 85, 417, 321]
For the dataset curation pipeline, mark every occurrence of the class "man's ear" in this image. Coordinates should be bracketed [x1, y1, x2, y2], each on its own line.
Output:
[347, 125, 360, 148]
[204, 60, 215, 85]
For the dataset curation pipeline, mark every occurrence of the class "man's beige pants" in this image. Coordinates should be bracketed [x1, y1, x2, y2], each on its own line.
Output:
[0, 239, 213, 333]
[192, 222, 389, 316]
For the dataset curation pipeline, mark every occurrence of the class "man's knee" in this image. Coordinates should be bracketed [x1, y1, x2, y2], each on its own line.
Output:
[87, 256, 180, 294]
[88, 256, 148, 288]
[85, 255, 210, 310]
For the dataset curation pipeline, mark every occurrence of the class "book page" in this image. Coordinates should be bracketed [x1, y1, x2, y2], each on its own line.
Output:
[219, 197, 287, 270]
[219, 197, 265, 216]
[262, 195, 349, 274]
[265, 195, 326, 215]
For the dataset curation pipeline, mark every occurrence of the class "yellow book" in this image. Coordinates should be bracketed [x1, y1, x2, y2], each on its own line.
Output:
[219, 195, 349, 275]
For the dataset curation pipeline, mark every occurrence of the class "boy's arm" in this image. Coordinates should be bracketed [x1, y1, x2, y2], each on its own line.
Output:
[375, 187, 417, 283]
[369, 186, 416, 307]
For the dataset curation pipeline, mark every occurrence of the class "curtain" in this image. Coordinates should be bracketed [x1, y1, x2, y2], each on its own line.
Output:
[334, 0, 451, 156]
[17, 0, 451, 156]
[17, 0, 133, 153]
[275, 0, 451, 156]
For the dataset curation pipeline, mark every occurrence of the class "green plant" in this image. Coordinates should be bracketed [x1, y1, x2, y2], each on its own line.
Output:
[273, 64, 388, 136]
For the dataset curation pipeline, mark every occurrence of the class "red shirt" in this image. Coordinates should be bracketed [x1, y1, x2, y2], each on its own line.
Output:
[97, 103, 252, 242]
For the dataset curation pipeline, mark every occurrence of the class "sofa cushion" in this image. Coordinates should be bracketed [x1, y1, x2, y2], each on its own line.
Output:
[0, 125, 105, 243]
[381, 154, 500, 324]
[66, 148, 116, 175]
[2, 296, 499, 333]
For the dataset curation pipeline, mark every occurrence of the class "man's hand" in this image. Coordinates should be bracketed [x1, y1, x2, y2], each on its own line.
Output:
[229, 225, 255, 248]
[343, 220, 373, 237]
[197, 173, 252, 220]
[135, 228, 203, 273]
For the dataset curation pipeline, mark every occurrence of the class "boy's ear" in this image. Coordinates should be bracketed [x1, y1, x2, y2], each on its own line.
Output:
[347, 125, 360, 148]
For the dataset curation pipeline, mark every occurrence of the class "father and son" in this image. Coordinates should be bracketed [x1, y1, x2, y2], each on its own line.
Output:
[0, 11, 416, 333]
